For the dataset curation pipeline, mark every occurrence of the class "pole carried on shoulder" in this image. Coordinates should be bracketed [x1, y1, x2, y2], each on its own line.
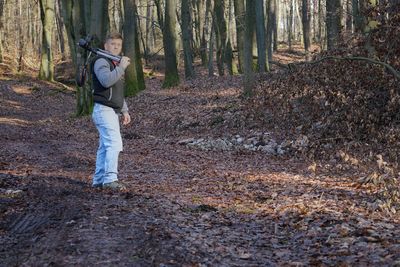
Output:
[75, 35, 122, 87]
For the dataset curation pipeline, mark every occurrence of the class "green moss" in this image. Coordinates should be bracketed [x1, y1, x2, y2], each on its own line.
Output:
[125, 79, 145, 97]
[162, 74, 179, 88]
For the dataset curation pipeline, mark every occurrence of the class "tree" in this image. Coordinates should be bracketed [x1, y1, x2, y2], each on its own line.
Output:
[39, 0, 55, 81]
[302, 0, 311, 57]
[0, 0, 4, 63]
[181, 0, 195, 79]
[287, 0, 294, 50]
[214, 0, 227, 76]
[201, 0, 213, 66]
[233, 0, 245, 73]
[123, 0, 146, 96]
[352, 0, 364, 33]
[255, 0, 267, 72]
[243, 0, 255, 96]
[326, 0, 342, 50]
[162, 0, 179, 87]
[266, 0, 277, 60]
[60, 0, 109, 116]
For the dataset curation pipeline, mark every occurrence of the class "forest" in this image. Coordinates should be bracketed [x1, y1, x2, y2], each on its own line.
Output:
[0, 0, 400, 265]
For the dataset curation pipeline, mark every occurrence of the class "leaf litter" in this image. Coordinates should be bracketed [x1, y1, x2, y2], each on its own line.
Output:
[1, 11, 400, 265]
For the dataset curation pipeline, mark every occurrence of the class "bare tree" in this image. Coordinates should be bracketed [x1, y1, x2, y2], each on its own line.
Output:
[181, 0, 195, 78]
[162, 0, 179, 87]
[123, 0, 146, 96]
[302, 0, 311, 57]
[233, 0, 245, 73]
[214, 0, 227, 76]
[326, 0, 342, 50]
[243, 0, 255, 96]
[255, 0, 267, 72]
[39, 0, 55, 81]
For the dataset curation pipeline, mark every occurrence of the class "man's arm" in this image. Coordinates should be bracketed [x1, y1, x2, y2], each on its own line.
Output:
[121, 100, 131, 125]
[94, 58, 125, 88]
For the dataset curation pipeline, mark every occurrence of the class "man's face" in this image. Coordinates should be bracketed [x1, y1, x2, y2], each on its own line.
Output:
[104, 38, 123, 56]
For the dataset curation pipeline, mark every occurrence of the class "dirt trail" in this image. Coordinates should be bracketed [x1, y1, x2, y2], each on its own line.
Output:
[0, 71, 399, 266]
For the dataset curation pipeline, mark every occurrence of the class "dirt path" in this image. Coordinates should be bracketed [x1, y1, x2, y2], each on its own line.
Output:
[0, 72, 399, 266]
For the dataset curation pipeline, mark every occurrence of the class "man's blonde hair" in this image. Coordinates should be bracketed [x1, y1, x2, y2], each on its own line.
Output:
[105, 32, 123, 42]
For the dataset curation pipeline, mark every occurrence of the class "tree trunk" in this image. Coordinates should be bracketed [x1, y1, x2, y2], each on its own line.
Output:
[162, 0, 179, 87]
[154, 0, 164, 31]
[345, 0, 352, 33]
[214, 0, 227, 76]
[89, 0, 109, 47]
[39, 0, 55, 81]
[145, 0, 153, 58]
[352, 0, 364, 33]
[181, 0, 195, 79]
[208, 15, 215, 76]
[326, 0, 341, 50]
[60, 0, 109, 116]
[302, 0, 311, 57]
[225, 0, 234, 75]
[288, 0, 293, 50]
[0, 0, 4, 63]
[243, 0, 255, 97]
[266, 0, 277, 57]
[55, 0, 66, 61]
[233, 0, 245, 73]
[17, 0, 24, 72]
[255, 0, 267, 72]
[201, 0, 212, 66]
[123, 0, 145, 96]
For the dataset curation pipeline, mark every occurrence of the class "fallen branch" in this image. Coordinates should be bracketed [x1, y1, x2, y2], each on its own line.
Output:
[288, 56, 400, 80]
[269, 60, 289, 69]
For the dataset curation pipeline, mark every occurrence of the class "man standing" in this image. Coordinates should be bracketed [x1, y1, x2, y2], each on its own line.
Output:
[91, 33, 131, 190]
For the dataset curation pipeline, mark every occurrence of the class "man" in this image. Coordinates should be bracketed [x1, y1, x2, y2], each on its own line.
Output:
[91, 33, 131, 190]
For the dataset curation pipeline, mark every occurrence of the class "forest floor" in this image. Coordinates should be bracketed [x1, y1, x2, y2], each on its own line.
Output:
[0, 48, 399, 266]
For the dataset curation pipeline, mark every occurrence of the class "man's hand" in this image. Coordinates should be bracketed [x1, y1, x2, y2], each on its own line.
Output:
[121, 112, 131, 126]
[119, 56, 131, 70]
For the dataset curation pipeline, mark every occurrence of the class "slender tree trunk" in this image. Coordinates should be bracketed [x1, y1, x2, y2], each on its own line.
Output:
[225, 0, 234, 75]
[267, 0, 276, 57]
[39, 0, 55, 81]
[145, 0, 153, 58]
[192, 0, 203, 56]
[208, 15, 215, 76]
[243, 0, 255, 97]
[17, 0, 24, 72]
[352, 0, 364, 33]
[154, 0, 164, 31]
[288, 0, 293, 50]
[201, 0, 212, 66]
[55, 0, 66, 61]
[345, 0, 352, 33]
[318, 0, 324, 49]
[162, 0, 179, 87]
[255, 0, 267, 72]
[0, 0, 4, 63]
[233, 0, 245, 73]
[123, 0, 145, 96]
[181, 0, 195, 79]
[302, 0, 311, 57]
[326, 0, 342, 50]
[214, 0, 227, 76]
